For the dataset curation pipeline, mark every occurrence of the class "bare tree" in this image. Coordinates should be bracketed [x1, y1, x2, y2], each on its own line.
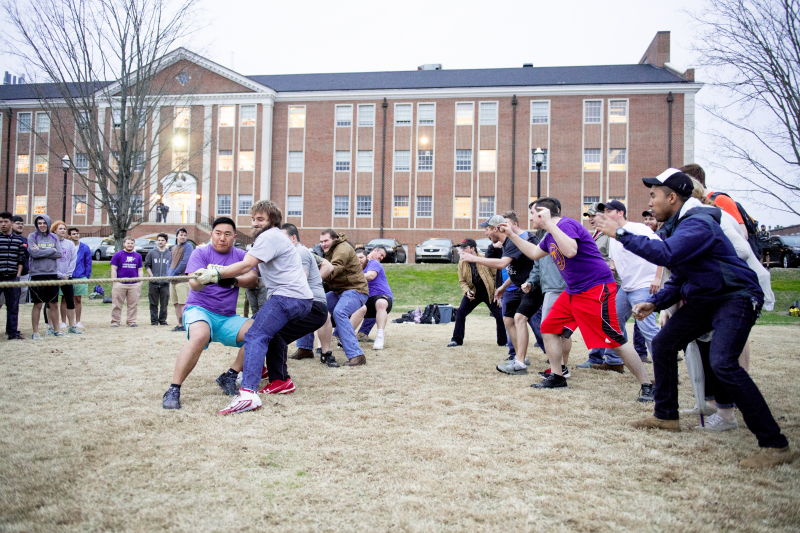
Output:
[3, 0, 210, 245]
[692, 0, 800, 218]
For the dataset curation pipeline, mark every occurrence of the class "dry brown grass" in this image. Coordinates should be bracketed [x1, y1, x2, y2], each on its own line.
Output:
[1, 304, 799, 532]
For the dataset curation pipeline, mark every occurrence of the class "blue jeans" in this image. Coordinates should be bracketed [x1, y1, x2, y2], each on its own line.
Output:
[359, 319, 376, 335]
[633, 322, 648, 359]
[296, 331, 314, 350]
[0, 275, 21, 338]
[652, 297, 787, 449]
[327, 290, 368, 359]
[241, 296, 312, 391]
[616, 287, 659, 357]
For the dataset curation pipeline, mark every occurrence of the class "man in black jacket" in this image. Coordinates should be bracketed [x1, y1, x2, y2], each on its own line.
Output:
[0, 212, 26, 339]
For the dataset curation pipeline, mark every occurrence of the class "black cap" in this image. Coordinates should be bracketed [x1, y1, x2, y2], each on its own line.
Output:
[642, 168, 694, 197]
[642, 210, 653, 217]
[599, 200, 626, 215]
[176, 227, 188, 237]
[460, 238, 477, 248]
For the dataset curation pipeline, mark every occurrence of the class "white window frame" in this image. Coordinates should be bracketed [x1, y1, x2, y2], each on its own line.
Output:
[239, 150, 255, 171]
[35, 154, 48, 173]
[219, 106, 235, 127]
[16, 154, 29, 174]
[478, 196, 495, 219]
[395, 104, 412, 125]
[583, 196, 600, 218]
[456, 103, 473, 126]
[217, 194, 231, 215]
[454, 197, 471, 219]
[358, 105, 374, 127]
[530, 101, 549, 124]
[240, 105, 257, 126]
[356, 195, 372, 217]
[417, 150, 433, 171]
[394, 150, 411, 171]
[456, 149, 472, 171]
[334, 196, 349, 217]
[112, 108, 122, 128]
[174, 107, 190, 129]
[218, 150, 233, 171]
[289, 106, 306, 128]
[335, 105, 352, 127]
[608, 148, 626, 171]
[238, 194, 253, 215]
[479, 102, 498, 126]
[416, 196, 432, 218]
[357, 150, 374, 172]
[33, 196, 47, 215]
[288, 151, 304, 172]
[110, 152, 119, 173]
[75, 153, 89, 171]
[17, 112, 31, 133]
[335, 151, 351, 172]
[530, 149, 548, 171]
[35, 112, 50, 133]
[479, 149, 496, 172]
[393, 196, 409, 218]
[609, 100, 628, 124]
[584, 101, 602, 124]
[15, 195, 28, 215]
[287, 195, 303, 217]
[417, 103, 435, 125]
[583, 148, 601, 170]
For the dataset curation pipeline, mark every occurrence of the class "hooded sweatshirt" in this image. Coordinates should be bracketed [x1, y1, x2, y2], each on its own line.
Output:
[27, 215, 62, 277]
[56, 237, 77, 279]
[323, 233, 368, 295]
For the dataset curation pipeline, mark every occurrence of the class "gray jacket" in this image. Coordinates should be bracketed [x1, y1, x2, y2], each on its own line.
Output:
[27, 215, 62, 277]
[145, 247, 172, 283]
[526, 253, 567, 293]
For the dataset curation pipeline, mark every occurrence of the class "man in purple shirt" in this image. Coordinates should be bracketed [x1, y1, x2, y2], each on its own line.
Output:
[350, 247, 393, 350]
[162, 217, 259, 410]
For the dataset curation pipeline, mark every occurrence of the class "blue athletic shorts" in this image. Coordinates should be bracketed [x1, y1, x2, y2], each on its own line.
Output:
[183, 305, 250, 350]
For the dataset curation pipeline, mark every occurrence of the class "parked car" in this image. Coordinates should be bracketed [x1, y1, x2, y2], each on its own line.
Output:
[415, 238, 457, 263]
[134, 238, 156, 259]
[767, 235, 800, 268]
[363, 238, 406, 263]
[81, 237, 116, 261]
[476, 238, 492, 256]
[137, 236, 198, 259]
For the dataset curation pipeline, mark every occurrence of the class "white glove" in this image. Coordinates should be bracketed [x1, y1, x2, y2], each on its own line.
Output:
[194, 267, 220, 285]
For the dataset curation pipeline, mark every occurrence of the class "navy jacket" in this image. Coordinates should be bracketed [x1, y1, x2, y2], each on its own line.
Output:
[617, 206, 763, 311]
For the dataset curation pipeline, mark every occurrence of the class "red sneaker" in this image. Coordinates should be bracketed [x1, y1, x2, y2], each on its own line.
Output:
[261, 366, 269, 380]
[258, 378, 296, 394]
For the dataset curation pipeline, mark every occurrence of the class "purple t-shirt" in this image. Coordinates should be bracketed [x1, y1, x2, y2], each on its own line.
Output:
[110, 251, 143, 284]
[364, 259, 392, 298]
[538, 217, 615, 294]
[185, 245, 247, 316]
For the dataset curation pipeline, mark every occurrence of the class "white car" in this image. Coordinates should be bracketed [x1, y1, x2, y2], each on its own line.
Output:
[415, 239, 457, 264]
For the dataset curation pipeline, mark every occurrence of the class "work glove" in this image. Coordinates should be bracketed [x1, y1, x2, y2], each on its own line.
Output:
[194, 267, 221, 285]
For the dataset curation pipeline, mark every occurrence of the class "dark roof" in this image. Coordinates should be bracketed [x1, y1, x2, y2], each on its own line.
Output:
[247, 64, 689, 92]
[0, 81, 111, 102]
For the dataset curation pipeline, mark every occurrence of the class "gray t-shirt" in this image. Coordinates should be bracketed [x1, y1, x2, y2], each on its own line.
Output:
[296, 244, 326, 304]
[246, 227, 313, 300]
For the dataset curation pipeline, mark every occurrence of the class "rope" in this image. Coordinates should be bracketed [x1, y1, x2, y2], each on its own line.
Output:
[0, 275, 198, 288]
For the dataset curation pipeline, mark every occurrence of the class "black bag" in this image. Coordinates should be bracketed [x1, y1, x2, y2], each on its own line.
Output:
[709, 192, 761, 257]
[102, 296, 112, 304]
[392, 310, 416, 323]
[420, 304, 441, 324]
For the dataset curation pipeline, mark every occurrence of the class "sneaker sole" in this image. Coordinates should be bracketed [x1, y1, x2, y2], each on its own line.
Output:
[531, 381, 568, 389]
[163, 403, 181, 410]
[259, 385, 296, 394]
[496, 366, 528, 375]
[218, 402, 262, 415]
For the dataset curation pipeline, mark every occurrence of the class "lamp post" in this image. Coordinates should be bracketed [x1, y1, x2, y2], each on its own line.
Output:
[533, 147, 544, 200]
[61, 155, 71, 222]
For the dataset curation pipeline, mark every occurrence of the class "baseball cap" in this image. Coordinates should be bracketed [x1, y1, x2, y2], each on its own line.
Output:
[642, 210, 653, 217]
[642, 168, 694, 197]
[479, 214, 506, 228]
[460, 238, 477, 248]
[583, 202, 604, 217]
[599, 200, 626, 215]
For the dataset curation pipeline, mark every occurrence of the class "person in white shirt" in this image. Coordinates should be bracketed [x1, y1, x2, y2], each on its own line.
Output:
[603, 200, 662, 360]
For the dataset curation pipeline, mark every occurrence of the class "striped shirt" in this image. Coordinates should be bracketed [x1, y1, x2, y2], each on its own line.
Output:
[0, 232, 26, 277]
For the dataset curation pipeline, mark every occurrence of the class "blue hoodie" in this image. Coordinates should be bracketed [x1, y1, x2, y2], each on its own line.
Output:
[617, 202, 763, 311]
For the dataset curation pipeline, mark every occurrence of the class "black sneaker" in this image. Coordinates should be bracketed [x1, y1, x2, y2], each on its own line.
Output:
[320, 351, 340, 368]
[216, 372, 239, 396]
[447, 341, 459, 347]
[314, 347, 322, 356]
[172, 325, 185, 332]
[638, 383, 655, 402]
[538, 365, 570, 378]
[531, 374, 568, 389]
[162, 387, 181, 409]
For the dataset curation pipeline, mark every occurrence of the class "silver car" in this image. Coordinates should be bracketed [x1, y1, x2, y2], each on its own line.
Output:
[415, 238, 457, 263]
[476, 238, 492, 255]
[81, 237, 116, 261]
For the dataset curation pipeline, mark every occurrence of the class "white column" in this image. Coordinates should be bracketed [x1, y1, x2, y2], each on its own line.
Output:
[684, 92, 695, 165]
[93, 106, 107, 225]
[260, 100, 274, 201]
[201, 105, 212, 217]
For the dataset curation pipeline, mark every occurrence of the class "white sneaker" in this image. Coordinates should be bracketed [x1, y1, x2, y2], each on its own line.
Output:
[46, 325, 54, 335]
[373, 335, 385, 350]
[681, 403, 717, 416]
[60, 322, 67, 329]
[698, 413, 738, 431]
[218, 388, 262, 415]
[75, 322, 85, 330]
[31, 333, 43, 341]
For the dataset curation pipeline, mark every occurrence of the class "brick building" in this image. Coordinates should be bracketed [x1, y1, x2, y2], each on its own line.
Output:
[0, 31, 700, 259]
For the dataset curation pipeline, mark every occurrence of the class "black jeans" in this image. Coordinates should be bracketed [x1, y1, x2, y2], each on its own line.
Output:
[451, 282, 506, 346]
[149, 283, 170, 325]
[652, 296, 788, 449]
[0, 274, 20, 338]
[265, 300, 329, 382]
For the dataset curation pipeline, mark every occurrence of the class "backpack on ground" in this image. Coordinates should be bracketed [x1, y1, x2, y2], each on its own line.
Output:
[709, 192, 760, 256]
[420, 304, 441, 324]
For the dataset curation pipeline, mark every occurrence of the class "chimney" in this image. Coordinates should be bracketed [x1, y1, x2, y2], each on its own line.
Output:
[417, 64, 442, 71]
[3, 72, 9, 85]
[639, 31, 670, 68]
[522, 63, 533, 68]
[12, 76, 16, 85]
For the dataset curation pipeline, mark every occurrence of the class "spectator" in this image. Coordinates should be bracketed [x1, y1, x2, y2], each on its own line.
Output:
[758, 224, 771, 267]
[66, 228, 91, 329]
[110, 236, 144, 327]
[643, 210, 659, 233]
[11, 216, 29, 304]
[0, 211, 26, 340]
[28, 215, 64, 339]
[167, 228, 193, 331]
[50, 220, 80, 334]
[145, 233, 171, 326]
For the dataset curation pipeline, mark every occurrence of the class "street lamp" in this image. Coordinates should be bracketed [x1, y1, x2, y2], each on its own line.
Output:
[533, 147, 545, 200]
[61, 155, 71, 221]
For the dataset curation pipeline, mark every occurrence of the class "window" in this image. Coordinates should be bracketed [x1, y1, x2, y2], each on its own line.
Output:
[240, 105, 256, 126]
[456, 149, 472, 171]
[583, 196, 600, 217]
[35, 155, 48, 173]
[16, 155, 29, 174]
[609, 196, 626, 204]
[456, 103, 473, 126]
[134, 110, 147, 131]
[238, 194, 253, 215]
[335, 106, 352, 127]
[218, 150, 233, 171]
[418, 150, 433, 171]
[394, 150, 410, 171]
[418, 104, 435, 125]
[479, 196, 495, 219]
[217, 194, 231, 215]
[132, 194, 144, 216]
[15, 195, 27, 214]
[531, 101, 550, 124]
[219, 106, 234, 127]
[73, 195, 87, 215]
[584, 101, 602, 124]
[173, 150, 188, 172]
[335, 151, 350, 172]
[17, 112, 31, 133]
[288, 151, 304, 172]
[134, 152, 145, 172]
[416, 196, 432, 217]
[531, 149, 549, 171]
[239, 151, 255, 171]
[34, 196, 46, 215]
[174, 107, 190, 129]
[289, 106, 305, 128]
[609, 100, 627, 123]
[609, 148, 626, 171]
[35, 112, 50, 133]
[334, 196, 349, 216]
[395, 104, 411, 125]
[393, 196, 409, 217]
[356, 195, 372, 216]
[583, 148, 601, 170]
[75, 153, 89, 171]
[287, 195, 303, 216]
[358, 105, 374, 127]
[454, 197, 471, 218]
[480, 102, 498, 125]
[357, 150, 373, 172]
[110, 152, 119, 173]
[479, 149, 496, 172]
[77, 111, 90, 130]
[112, 108, 122, 128]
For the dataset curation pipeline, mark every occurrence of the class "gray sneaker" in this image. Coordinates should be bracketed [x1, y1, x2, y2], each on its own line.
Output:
[576, 360, 594, 369]
[67, 326, 83, 335]
[162, 387, 181, 409]
[496, 360, 528, 375]
[699, 413, 738, 431]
